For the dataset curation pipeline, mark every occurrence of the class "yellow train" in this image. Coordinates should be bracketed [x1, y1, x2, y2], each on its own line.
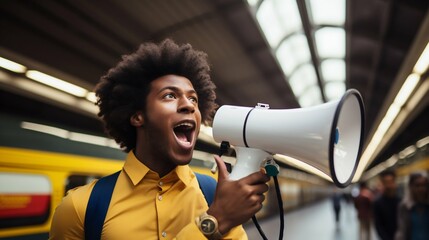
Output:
[0, 146, 122, 239]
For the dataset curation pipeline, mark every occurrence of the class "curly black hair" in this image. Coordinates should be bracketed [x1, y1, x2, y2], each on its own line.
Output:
[95, 39, 217, 152]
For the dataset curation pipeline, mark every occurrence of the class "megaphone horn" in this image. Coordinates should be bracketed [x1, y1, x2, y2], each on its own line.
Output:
[212, 89, 365, 188]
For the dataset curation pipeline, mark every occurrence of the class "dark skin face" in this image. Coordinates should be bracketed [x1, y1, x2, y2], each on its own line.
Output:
[130, 75, 270, 235]
[411, 176, 428, 204]
[380, 175, 397, 197]
[131, 75, 201, 177]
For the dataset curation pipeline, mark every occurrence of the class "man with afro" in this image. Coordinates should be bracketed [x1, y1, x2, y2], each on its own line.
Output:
[49, 39, 270, 240]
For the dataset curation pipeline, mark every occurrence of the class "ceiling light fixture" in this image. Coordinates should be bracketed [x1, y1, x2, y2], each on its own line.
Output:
[21, 121, 119, 149]
[21, 121, 69, 139]
[413, 42, 429, 74]
[86, 92, 97, 103]
[353, 44, 428, 182]
[0, 56, 27, 73]
[309, 0, 345, 26]
[416, 136, 429, 148]
[398, 145, 417, 159]
[362, 155, 398, 181]
[25, 70, 88, 97]
[314, 27, 346, 59]
[393, 73, 421, 107]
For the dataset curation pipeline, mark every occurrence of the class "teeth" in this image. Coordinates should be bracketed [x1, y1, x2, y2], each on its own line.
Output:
[174, 122, 194, 128]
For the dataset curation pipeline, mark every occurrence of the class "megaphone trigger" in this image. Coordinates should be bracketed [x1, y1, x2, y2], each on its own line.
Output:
[211, 141, 232, 174]
[219, 141, 230, 157]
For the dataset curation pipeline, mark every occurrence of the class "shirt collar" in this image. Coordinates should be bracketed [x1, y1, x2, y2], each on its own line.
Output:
[123, 150, 193, 186]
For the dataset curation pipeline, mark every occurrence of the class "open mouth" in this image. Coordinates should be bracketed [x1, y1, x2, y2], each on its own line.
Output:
[173, 121, 195, 147]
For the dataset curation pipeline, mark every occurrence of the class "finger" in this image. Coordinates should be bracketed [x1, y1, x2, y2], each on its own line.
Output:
[245, 184, 269, 197]
[250, 198, 264, 212]
[252, 193, 266, 204]
[251, 183, 270, 195]
[213, 155, 229, 182]
[241, 170, 270, 185]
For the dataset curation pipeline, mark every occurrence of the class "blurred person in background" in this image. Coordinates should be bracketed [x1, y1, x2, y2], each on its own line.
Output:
[332, 189, 342, 225]
[373, 170, 400, 240]
[395, 172, 429, 240]
[354, 181, 374, 240]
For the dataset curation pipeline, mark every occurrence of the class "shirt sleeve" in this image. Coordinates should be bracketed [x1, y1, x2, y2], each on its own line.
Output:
[49, 186, 89, 240]
[174, 222, 248, 240]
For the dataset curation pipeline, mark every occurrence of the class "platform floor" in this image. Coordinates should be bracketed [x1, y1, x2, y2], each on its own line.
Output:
[244, 198, 379, 240]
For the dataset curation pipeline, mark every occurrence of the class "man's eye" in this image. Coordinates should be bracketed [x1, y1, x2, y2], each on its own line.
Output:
[163, 93, 175, 99]
[189, 97, 198, 103]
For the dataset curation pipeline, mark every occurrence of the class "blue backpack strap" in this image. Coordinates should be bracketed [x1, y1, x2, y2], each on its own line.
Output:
[84, 171, 120, 240]
[195, 172, 217, 206]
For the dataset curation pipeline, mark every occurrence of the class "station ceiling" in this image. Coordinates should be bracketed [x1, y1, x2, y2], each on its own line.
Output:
[0, 0, 428, 180]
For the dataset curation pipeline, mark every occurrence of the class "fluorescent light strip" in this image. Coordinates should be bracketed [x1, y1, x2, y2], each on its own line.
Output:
[374, 79, 429, 167]
[398, 145, 416, 159]
[21, 122, 69, 138]
[0, 70, 97, 116]
[69, 132, 110, 146]
[413, 42, 429, 74]
[362, 155, 398, 182]
[13, 76, 78, 106]
[86, 92, 97, 103]
[76, 99, 98, 115]
[26, 70, 88, 97]
[393, 73, 420, 107]
[363, 135, 427, 181]
[21, 121, 119, 149]
[416, 136, 429, 148]
[353, 75, 428, 182]
[0, 56, 27, 73]
[353, 43, 429, 182]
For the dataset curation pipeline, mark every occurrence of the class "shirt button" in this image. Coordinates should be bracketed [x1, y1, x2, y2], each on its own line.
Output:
[162, 231, 167, 237]
[159, 181, 163, 186]
[158, 195, 163, 201]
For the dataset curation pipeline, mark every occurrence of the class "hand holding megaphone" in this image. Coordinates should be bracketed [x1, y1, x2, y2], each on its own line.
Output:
[206, 155, 270, 234]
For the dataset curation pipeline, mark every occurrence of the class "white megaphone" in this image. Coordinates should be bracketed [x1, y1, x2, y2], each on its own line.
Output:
[212, 89, 364, 188]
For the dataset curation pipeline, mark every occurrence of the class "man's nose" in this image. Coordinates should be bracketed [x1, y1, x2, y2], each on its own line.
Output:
[178, 97, 195, 113]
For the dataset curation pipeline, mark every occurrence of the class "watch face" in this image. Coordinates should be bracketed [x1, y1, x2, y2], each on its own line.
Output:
[201, 219, 216, 234]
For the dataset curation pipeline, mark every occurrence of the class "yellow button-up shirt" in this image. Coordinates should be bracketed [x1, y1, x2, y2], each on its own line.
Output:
[49, 151, 247, 240]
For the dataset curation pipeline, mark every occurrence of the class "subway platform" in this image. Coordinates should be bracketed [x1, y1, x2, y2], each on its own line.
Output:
[244, 197, 378, 240]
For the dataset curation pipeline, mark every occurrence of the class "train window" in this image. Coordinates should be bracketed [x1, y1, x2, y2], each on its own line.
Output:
[64, 175, 100, 195]
[0, 172, 51, 228]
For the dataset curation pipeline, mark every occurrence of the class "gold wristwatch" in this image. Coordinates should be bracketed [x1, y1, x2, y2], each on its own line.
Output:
[196, 212, 223, 240]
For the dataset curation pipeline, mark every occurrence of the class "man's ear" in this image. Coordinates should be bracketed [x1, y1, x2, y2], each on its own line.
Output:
[130, 111, 145, 127]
